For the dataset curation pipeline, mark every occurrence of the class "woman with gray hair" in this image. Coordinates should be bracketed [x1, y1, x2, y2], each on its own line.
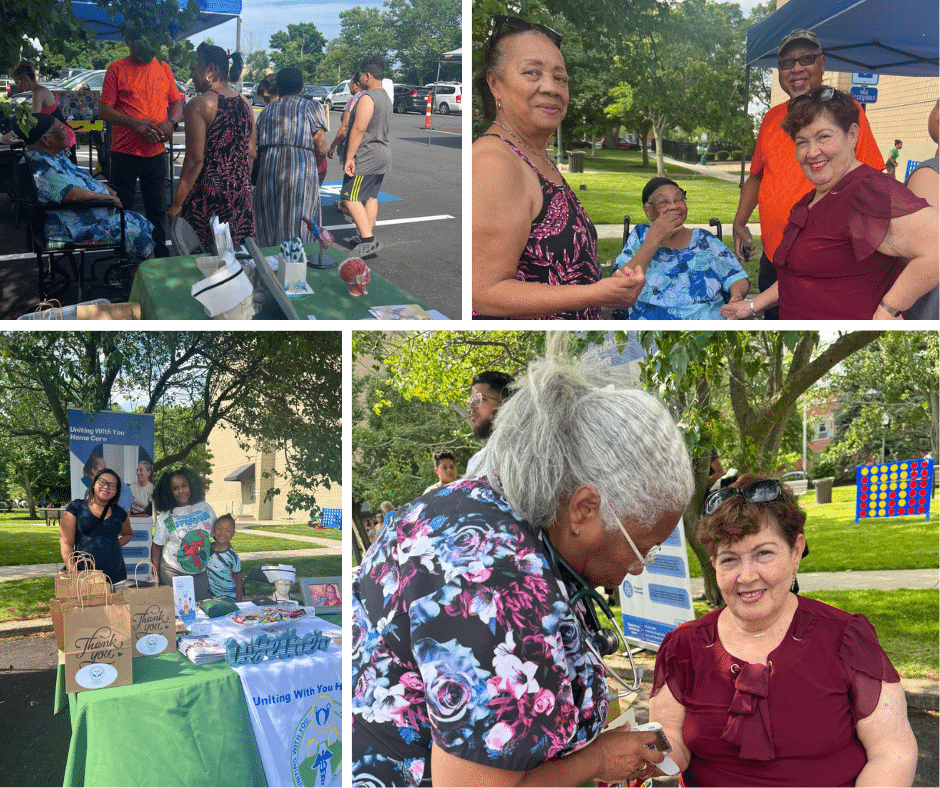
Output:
[352, 351, 693, 787]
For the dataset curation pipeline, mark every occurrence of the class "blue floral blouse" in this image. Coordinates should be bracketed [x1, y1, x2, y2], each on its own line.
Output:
[611, 226, 748, 320]
[27, 149, 155, 261]
[352, 478, 608, 786]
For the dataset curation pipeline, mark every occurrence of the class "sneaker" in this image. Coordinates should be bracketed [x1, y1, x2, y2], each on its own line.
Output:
[352, 239, 382, 257]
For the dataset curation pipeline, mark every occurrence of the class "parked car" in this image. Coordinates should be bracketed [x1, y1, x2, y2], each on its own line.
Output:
[323, 80, 352, 111]
[393, 84, 431, 114]
[10, 69, 106, 108]
[301, 84, 329, 103]
[426, 82, 461, 114]
[240, 82, 255, 98]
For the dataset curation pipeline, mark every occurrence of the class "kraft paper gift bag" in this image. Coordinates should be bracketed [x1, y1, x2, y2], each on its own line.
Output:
[51, 570, 111, 652]
[55, 553, 107, 599]
[123, 562, 176, 657]
[62, 583, 132, 693]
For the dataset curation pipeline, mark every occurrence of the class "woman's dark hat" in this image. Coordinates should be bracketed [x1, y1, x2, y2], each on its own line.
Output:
[642, 177, 681, 205]
[15, 113, 55, 146]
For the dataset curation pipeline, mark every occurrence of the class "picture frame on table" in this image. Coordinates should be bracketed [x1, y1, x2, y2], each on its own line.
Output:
[299, 576, 342, 613]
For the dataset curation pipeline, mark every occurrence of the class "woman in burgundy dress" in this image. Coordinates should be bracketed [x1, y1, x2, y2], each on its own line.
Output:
[168, 42, 255, 252]
[649, 474, 917, 787]
[471, 16, 646, 319]
[721, 87, 937, 320]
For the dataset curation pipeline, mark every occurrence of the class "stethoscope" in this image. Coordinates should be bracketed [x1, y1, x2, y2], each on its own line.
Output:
[540, 531, 644, 701]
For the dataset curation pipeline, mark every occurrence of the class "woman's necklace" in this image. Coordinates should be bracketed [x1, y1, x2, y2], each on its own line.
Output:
[492, 120, 559, 172]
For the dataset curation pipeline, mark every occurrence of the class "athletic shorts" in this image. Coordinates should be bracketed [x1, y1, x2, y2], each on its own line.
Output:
[341, 173, 384, 204]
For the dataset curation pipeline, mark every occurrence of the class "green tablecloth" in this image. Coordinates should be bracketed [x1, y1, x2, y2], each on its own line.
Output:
[57, 652, 267, 787]
[129, 243, 430, 319]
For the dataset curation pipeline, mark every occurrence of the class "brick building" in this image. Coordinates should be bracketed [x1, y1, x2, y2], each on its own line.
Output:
[204, 422, 341, 523]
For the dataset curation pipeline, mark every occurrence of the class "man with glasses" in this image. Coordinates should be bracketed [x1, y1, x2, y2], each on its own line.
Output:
[464, 370, 515, 477]
[731, 29, 882, 319]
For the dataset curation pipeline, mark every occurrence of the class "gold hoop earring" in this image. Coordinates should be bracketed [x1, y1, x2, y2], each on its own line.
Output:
[496, 99, 502, 112]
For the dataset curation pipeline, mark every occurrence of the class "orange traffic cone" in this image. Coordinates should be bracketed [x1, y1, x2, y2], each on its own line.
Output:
[424, 93, 433, 129]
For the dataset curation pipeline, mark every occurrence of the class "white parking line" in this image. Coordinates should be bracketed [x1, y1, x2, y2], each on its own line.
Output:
[322, 214, 454, 231]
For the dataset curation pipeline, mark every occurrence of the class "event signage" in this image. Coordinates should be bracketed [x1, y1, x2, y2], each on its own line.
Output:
[225, 628, 333, 665]
[850, 86, 878, 104]
[232, 618, 342, 786]
[855, 458, 934, 522]
[620, 518, 694, 650]
[68, 409, 155, 580]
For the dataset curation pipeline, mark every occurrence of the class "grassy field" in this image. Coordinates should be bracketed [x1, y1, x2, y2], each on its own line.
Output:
[245, 523, 342, 541]
[550, 149, 759, 227]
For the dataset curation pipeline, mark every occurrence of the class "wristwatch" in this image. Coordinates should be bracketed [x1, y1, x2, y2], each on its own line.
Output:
[878, 300, 902, 317]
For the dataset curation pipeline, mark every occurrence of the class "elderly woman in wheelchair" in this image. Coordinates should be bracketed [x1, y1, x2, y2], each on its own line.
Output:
[610, 177, 749, 319]
[15, 113, 155, 262]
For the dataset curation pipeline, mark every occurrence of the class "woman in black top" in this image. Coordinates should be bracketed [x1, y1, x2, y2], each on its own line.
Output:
[59, 468, 132, 584]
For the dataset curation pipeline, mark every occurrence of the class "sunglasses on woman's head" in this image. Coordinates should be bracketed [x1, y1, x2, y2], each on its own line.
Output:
[788, 85, 837, 112]
[486, 15, 563, 54]
[703, 479, 782, 516]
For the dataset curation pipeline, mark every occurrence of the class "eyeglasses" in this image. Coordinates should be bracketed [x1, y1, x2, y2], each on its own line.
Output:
[616, 521, 662, 572]
[788, 85, 837, 112]
[646, 191, 687, 208]
[96, 480, 118, 490]
[485, 15, 563, 55]
[778, 52, 822, 71]
[465, 391, 501, 409]
[703, 479, 782, 516]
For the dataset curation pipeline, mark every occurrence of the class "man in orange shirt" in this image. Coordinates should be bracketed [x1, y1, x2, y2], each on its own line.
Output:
[100, 37, 183, 257]
[731, 30, 883, 319]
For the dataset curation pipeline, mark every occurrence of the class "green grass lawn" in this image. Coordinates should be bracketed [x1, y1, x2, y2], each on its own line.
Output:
[245, 523, 342, 541]
[686, 487, 939, 576]
[551, 149, 759, 227]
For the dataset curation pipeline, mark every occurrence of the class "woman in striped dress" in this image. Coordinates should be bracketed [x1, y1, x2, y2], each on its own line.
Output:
[254, 66, 328, 247]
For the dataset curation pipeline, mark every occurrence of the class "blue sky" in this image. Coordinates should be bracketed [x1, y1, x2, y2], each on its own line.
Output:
[188, 0, 385, 53]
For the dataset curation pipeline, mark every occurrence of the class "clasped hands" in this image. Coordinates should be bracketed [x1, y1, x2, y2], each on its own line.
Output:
[135, 118, 172, 144]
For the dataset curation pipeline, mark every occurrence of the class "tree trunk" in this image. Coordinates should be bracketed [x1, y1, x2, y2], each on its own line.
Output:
[19, 465, 36, 520]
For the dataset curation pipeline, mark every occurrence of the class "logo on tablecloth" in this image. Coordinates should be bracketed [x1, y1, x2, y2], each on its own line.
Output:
[290, 694, 341, 786]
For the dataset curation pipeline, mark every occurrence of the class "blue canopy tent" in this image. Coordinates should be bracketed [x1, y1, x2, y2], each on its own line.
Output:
[70, 0, 241, 42]
[747, 0, 938, 77]
[736, 0, 939, 181]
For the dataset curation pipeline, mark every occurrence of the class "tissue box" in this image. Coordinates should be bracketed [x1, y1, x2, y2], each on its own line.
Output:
[278, 238, 310, 295]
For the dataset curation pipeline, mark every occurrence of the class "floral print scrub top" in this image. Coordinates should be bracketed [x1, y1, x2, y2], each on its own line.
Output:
[351, 478, 609, 786]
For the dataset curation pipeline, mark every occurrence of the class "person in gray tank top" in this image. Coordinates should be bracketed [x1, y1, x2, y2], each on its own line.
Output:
[341, 55, 392, 258]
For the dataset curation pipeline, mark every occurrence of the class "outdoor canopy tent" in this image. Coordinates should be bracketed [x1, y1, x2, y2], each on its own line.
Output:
[70, 0, 242, 42]
[746, 0, 938, 77]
